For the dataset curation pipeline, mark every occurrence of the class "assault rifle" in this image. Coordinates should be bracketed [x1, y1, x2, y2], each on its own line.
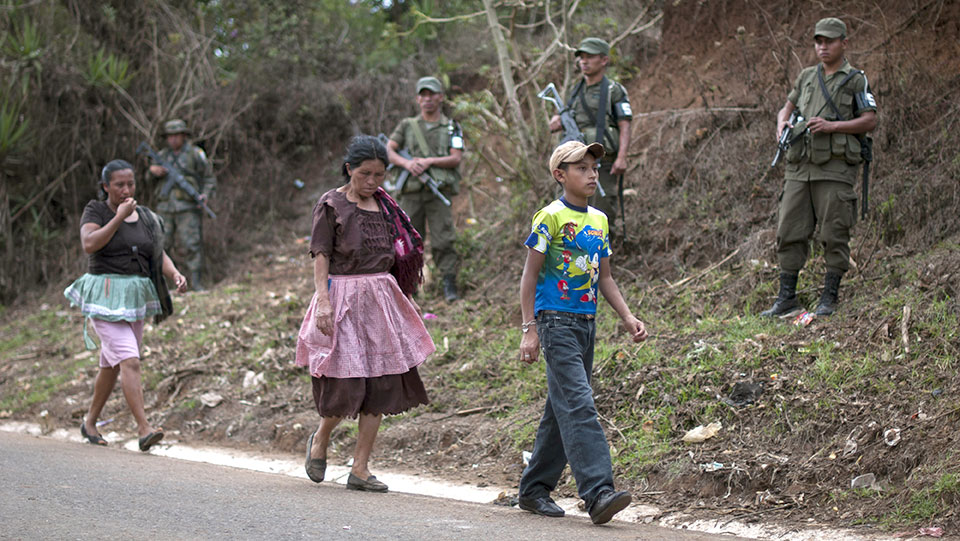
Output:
[770, 110, 804, 168]
[376, 134, 451, 207]
[137, 142, 216, 219]
[537, 83, 605, 197]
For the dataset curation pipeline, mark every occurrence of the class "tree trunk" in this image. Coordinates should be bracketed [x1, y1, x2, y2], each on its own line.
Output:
[481, 0, 533, 154]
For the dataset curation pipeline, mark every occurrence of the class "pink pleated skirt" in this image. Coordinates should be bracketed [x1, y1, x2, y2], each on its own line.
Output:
[295, 272, 436, 379]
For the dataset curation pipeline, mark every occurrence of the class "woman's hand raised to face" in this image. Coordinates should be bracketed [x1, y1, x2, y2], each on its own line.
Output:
[314, 300, 334, 336]
[117, 197, 137, 220]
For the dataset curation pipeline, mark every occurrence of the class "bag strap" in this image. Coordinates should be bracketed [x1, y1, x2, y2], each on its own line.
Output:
[594, 76, 610, 148]
[566, 79, 586, 109]
[815, 64, 861, 121]
[408, 118, 433, 158]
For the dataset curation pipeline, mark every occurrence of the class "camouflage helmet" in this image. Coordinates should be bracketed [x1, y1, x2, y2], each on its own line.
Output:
[162, 119, 190, 135]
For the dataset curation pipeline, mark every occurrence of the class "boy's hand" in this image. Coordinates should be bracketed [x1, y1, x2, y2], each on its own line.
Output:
[519, 332, 540, 364]
[623, 316, 648, 342]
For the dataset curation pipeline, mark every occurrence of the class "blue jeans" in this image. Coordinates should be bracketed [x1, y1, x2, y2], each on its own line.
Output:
[518, 311, 614, 507]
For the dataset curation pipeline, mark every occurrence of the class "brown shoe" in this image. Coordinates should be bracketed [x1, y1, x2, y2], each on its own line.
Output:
[346, 473, 388, 493]
[304, 432, 326, 483]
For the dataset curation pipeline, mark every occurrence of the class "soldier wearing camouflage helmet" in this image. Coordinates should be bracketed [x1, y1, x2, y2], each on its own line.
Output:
[146, 119, 217, 291]
[762, 17, 877, 318]
[549, 37, 633, 238]
[385, 76, 464, 302]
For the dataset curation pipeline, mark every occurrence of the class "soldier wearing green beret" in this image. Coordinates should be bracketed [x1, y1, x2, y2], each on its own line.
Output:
[762, 18, 877, 317]
[145, 119, 217, 291]
[386, 77, 464, 302]
[549, 37, 632, 237]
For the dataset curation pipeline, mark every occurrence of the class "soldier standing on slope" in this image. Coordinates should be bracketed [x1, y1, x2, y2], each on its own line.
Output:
[762, 18, 877, 317]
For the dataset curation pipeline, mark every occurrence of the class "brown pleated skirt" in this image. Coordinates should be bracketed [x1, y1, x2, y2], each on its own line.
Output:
[311, 367, 429, 418]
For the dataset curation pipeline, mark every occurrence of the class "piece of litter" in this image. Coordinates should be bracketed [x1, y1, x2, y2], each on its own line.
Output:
[96, 418, 115, 427]
[423, 313, 438, 320]
[794, 310, 815, 327]
[850, 473, 877, 489]
[700, 462, 723, 472]
[682, 421, 722, 443]
[200, 392, 224, 408]
[883, 428, 901, 447]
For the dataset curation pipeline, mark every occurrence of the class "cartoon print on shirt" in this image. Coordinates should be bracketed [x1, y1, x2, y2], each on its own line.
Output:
[557, 279, 570, 300]
[558, 250, 573, 274]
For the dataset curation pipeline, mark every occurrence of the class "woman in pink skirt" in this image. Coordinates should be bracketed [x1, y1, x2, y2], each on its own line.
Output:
[64, 159, 187, 451]
[295, 135, 434, 493]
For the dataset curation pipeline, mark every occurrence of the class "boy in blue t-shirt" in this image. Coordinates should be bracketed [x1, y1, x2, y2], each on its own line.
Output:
[517, 141, 648, 525]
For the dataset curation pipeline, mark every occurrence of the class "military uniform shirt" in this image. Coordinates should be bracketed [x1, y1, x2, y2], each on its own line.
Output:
[524, 198, 611, 316]
[785, 60, 877, 184]
[147, 142, 216, 212]
[567, 78, 632, 158]
[389, 114, 462, 193]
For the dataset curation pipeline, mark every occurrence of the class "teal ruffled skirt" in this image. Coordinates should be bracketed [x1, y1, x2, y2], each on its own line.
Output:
[64, 273, 161, 349]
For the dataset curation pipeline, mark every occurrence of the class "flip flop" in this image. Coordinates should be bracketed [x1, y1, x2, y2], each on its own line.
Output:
[305, 432, 326, 483]
[80, 424, 107, 446]
[138, 430, 164, 452]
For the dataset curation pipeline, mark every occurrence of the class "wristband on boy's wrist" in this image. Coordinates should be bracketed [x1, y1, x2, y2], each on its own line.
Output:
[521, 319, 537, 333]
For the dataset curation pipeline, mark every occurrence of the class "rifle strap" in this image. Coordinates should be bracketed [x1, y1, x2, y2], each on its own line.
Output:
[576, 76, 614, 151]
[409, 118, 433, 158]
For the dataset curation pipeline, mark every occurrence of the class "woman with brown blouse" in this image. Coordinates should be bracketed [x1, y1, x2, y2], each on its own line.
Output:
[295, 135, 434, 492]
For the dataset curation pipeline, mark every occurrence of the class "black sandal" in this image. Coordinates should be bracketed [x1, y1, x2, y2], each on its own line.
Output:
[80, 424, 107, 446]
[138, 430, 164, 452]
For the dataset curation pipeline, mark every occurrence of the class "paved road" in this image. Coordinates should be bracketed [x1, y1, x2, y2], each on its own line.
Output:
[0, 431, 734, 540]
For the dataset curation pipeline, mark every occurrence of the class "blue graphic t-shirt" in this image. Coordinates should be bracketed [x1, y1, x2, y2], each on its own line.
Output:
[524, 197, 611, 315]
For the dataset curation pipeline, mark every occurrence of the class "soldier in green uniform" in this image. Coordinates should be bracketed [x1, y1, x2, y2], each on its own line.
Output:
[145, 119, 216, 291]
[549, 37, 632, 236]
[386, 76, 464, 302]
[762, 18, 877, 317]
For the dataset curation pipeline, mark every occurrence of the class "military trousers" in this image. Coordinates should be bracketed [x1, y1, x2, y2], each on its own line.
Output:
[776, 179, 857, 274]
[588, 162, 619, 237]
[398, 190, 458, 278]
[159, 208, 204, 277]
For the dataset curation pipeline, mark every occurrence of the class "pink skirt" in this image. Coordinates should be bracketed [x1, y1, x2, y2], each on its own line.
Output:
[295, 272, 435, 379]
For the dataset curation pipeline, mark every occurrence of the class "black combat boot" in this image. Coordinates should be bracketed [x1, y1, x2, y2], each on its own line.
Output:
[760, 272, 800, 317]
[814, 271, 843, 316]
[442, 274, 458, 302]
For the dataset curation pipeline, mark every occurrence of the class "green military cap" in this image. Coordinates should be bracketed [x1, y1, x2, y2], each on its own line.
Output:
[162, 119, 190, 135]
[575, 37, 610, 57]
[416, 76, 444, 94]
[814, 17, 847, 39]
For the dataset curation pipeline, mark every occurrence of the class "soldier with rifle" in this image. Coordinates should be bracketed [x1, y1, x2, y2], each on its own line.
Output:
[762, 18, 876, 318]
[145, 119, 217, 291]
[385, 77, 464, 302]
[548, 37, 632, 239]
